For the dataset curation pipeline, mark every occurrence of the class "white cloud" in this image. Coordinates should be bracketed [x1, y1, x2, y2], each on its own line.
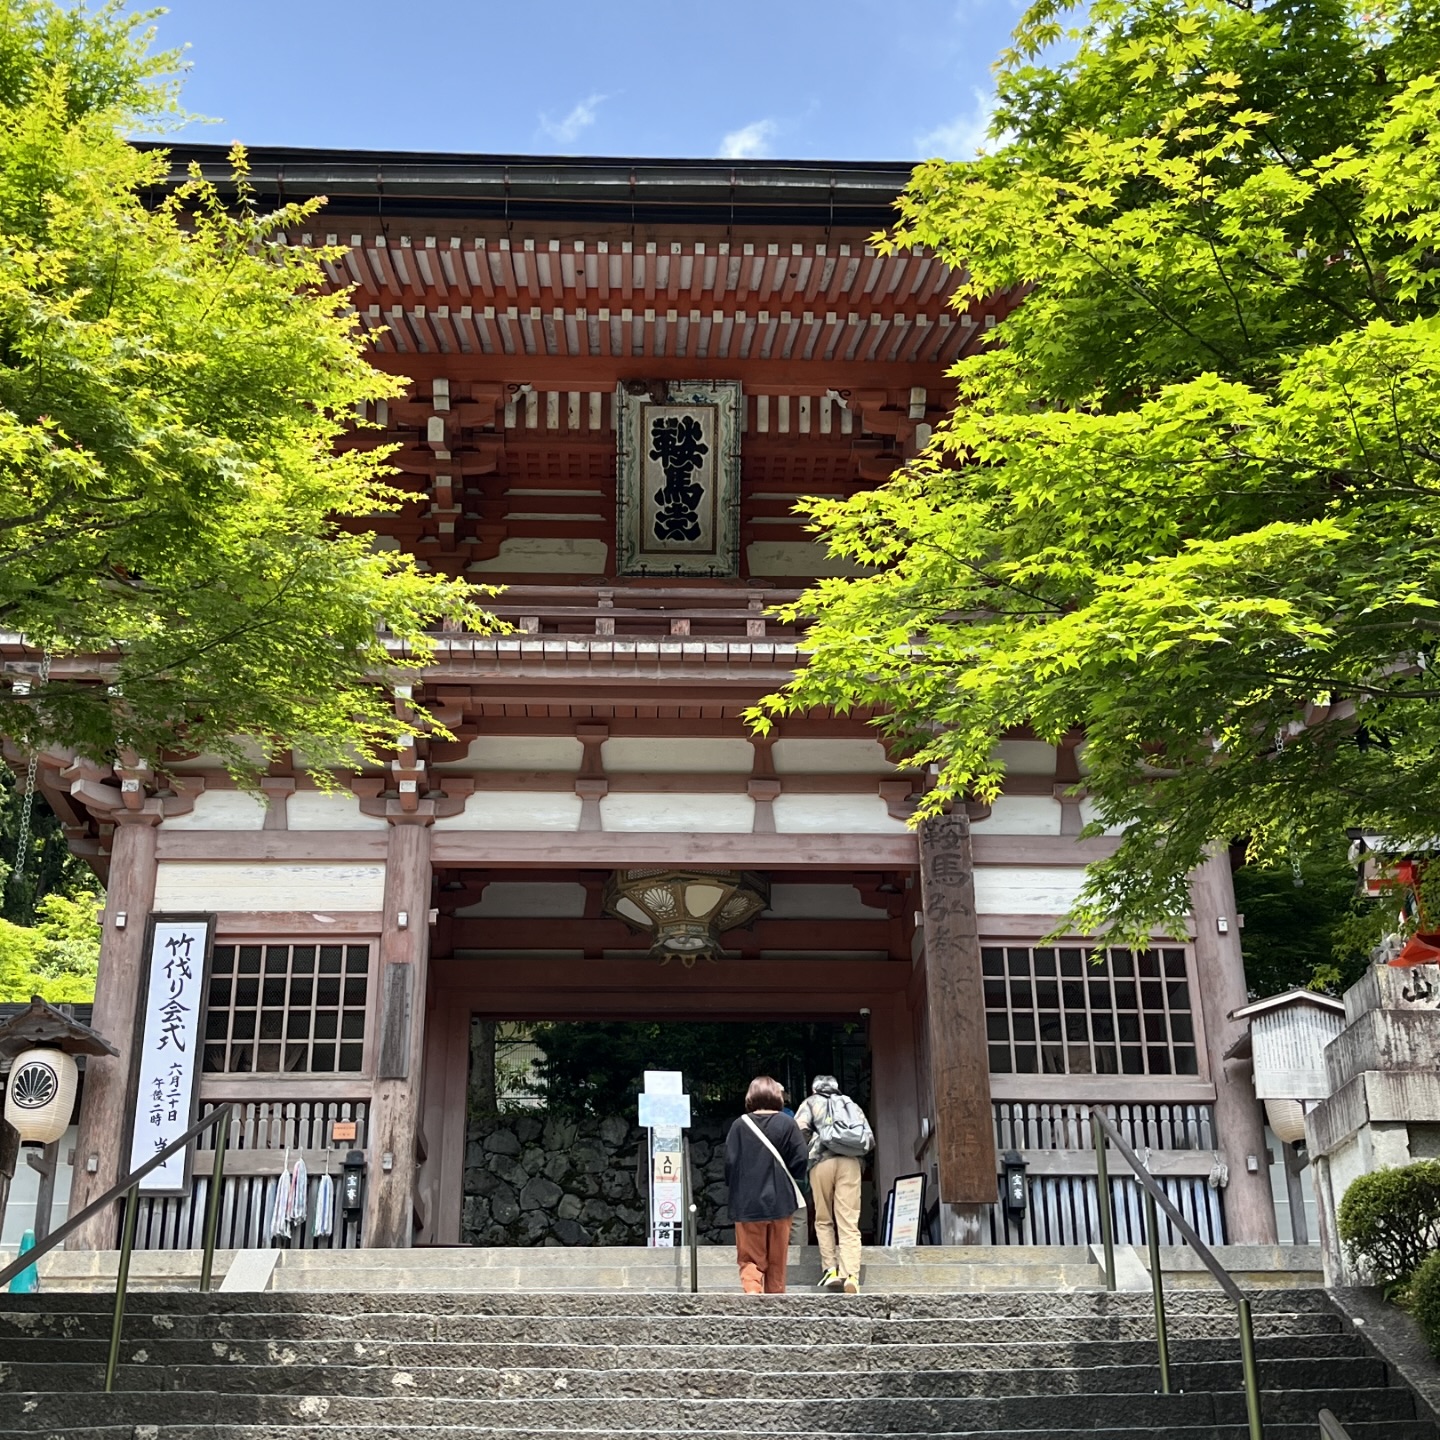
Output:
[538, 93, 608, 146]
[718, 119, 777, 160]
[915, 87, 1002, 159]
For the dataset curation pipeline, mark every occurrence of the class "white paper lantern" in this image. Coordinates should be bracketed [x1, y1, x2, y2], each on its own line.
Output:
[1265, 1097, 1307, 1146]
[4, 1047, 77, 1143]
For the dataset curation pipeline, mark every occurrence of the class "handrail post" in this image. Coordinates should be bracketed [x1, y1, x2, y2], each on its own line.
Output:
[104, 1183, 141, 1394]
[198, 1107, 229, 1293]
[1143, 1188, 1171, 1394]
[683, 1139, 698, 1295]
[1238, 1295, 1264, 1440]
[1091, 1109, 1116, 1292]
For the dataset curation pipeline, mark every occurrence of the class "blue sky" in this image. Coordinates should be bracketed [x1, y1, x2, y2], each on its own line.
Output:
[146, 2, 1018, 162]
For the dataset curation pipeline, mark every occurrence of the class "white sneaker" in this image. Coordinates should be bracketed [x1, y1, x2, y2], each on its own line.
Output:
[842, 1276, 860, 1295]
[817, 1267, 841, 1290]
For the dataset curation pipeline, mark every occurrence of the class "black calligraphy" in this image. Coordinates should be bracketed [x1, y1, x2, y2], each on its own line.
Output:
[157, 931, 196, 1052]
[649, 414, 708, 543]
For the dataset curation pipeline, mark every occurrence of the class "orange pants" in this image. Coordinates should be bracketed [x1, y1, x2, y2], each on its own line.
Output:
[734, 1217, 792, 1293]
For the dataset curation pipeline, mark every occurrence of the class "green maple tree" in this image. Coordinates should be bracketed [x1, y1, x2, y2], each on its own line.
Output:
[0, 1, 490, 778]
[754, 0, 1440, 939]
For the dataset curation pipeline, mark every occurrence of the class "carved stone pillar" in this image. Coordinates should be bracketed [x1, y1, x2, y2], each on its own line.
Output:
[1190, 849, 1278, 1243]
[364, 809, 435, 1248]
[917, 812, 997, 1242]
[66, 813, 160, 1248]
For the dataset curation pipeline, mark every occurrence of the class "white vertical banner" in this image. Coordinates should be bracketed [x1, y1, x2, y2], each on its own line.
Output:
[129, 915, 214, 1194]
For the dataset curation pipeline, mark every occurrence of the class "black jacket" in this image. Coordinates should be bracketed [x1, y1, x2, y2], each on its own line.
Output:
[724, 1110, 808, 1223]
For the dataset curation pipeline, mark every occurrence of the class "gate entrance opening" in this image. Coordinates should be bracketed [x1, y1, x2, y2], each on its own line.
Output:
[456, 1018, 872, 1249]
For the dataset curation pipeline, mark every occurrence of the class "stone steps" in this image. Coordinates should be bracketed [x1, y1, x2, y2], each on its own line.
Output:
[8, 1243, 1324, 1293]
[0, 1282, 1427, 1438]
[0, 1355, 1393, 1398]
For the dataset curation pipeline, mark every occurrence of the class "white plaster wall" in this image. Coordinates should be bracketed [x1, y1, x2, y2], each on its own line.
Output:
[745, 541, 871, 577]
[162, 790, 267, 830]
[434, 792, 583, 831]
[436, 736, 584, 772]
[467, 538, 608, 574]
[287, 792, 389, 831]
[772, 794, 908, 833]
[992, 740, 1057, 775]
[771, 739, 894, 774]
[600, 793, 755, 832]
[975, 795, 1063, 836]
[456, 882, 588, 918]
[601, 737, 754, 773]
[973, 864, 1090, 915]
[765, 883, 890, 919]
[1079, 798, 1128, 836]
[154, 862, 386, 911]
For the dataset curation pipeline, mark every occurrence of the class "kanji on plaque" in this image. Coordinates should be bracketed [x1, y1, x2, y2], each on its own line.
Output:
[129, 917, 213, 1194]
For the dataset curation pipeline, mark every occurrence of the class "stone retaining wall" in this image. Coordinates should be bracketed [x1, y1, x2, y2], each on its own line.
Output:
[462, 1114, 735, 1247]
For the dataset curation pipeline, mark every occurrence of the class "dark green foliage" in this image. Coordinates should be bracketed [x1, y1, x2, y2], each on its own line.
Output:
[526, 1020, 869, 1121]
[1407, 1250, 1440, 1355]
[1234, 853, 1376, 997]
[1338, 1161, 1440, 1284]
[0, 767, 95, 926]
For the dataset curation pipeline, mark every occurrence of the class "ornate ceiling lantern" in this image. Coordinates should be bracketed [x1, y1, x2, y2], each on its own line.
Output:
[602, 868, 770, 966]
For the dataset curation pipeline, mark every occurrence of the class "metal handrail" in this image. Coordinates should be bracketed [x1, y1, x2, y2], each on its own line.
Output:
[1091, 1109, 1263, 1440]
[1317, 1409, 1351, 1439]
[683, 1138, 699, 1294]
[0, 1102, 233, 1392]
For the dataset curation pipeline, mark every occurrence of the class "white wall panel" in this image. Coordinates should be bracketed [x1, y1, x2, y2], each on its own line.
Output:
[992, 740, 1058, 775]
[601, 737, 753, 773]
[287, 792, 389, 831]
[600, 793, 755, 832]
[434, 792, 583, 830]
[765, 884, 889, 919]
[973, 864, 1090, 915]
[437, 736, 584, 772]
[976, 795, 1063, 836]
[771, 739, 894, 774]
[467, 538, 608, 574]
[772, 794, 907, 833]
[154, 862, 386, 911]
[163, 791, 267, 831]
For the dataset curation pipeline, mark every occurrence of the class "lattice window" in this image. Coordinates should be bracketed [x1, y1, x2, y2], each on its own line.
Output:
[203, 943, 369, 1074]
[983, 945, 1198, 1077]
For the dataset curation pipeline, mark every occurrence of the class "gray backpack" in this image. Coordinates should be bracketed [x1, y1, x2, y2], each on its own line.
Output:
[814, 1093, 874, 1157]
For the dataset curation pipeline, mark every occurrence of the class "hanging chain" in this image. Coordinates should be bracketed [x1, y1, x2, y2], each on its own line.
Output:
[11, 649, 51, 889]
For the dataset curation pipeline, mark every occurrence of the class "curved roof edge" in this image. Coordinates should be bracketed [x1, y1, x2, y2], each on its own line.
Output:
[143, 143, 922, 228]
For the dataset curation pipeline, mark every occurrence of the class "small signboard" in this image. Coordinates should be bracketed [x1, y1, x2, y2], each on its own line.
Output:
[641, 1071, 690, 1248]
[128, 914, 215, 1195]
[331, 1121, 357, 1143]
[885, 1173, 926, 1248]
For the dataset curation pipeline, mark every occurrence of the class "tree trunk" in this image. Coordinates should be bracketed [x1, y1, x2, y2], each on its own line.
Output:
[469, 1019, 497, 1116]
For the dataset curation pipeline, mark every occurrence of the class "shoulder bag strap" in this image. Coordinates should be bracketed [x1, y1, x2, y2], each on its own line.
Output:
[742, 1113, 806, 1209]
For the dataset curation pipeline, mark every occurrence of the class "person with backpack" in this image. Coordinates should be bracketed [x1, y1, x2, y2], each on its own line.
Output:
[794, 1074, 874, 1294]
[724, 1075, 809, 1294]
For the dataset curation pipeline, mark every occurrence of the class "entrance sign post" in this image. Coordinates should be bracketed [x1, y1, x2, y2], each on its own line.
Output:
[638, 1070, 691, 1248]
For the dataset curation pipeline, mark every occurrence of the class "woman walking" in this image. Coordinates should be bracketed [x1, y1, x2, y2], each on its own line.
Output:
[724, 1075, 808, 1294]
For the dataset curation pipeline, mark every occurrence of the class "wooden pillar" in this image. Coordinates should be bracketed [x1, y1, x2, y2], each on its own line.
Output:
[1190, 849, 1278, 1243]
[917, 813, 997, 1242]
[66, 814, 159, 1249]
[869, 991, 920, 1211]
[364, 815, 434, 1248]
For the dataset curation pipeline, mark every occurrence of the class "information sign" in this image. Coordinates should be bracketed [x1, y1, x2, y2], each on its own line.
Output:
[129, 914, 214, 1194]
[887, 1173, 926, 1248]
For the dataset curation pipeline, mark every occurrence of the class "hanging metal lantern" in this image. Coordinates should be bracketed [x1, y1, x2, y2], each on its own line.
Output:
[602, 868, 769, 966]
[4, 1046, 78, 1144]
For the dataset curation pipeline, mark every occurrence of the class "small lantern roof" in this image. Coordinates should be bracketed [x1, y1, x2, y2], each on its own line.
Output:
[0, 995, 117, 1061]
[1230, 988, 1346, 1023]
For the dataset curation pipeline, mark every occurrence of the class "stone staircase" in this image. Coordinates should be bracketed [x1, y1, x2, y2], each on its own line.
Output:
[1, 1283, 1434, 1438]
[5, 1242, 1325, 1294]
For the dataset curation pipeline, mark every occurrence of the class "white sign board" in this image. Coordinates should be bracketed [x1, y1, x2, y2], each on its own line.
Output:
[129, 915, 213, 1194]
[650, 1125, 685, 1246]
[887, 1174, 925, 1248]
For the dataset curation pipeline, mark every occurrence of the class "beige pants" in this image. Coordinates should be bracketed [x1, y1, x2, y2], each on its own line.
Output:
[810, 1155, 862, 1279]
